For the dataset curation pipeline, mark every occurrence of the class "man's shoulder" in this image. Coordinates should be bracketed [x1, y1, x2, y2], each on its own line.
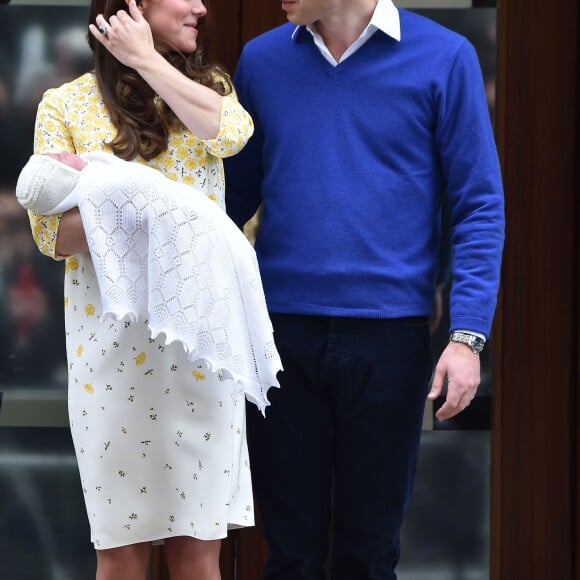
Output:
[395, 8, 480, 77]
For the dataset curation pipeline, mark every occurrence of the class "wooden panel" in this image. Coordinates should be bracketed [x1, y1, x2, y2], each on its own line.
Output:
[207, 0, 241, 75]
[575, 17, 580, 580]
[492, 0, 579, 578]
[208, 0, 287, 79]
[241, 0, 286, 45]
[232, 3, 287, 573]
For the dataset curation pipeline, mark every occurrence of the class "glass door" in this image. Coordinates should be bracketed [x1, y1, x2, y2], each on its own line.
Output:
[0, 3, 96, 578]
[394, 3, 498, 579]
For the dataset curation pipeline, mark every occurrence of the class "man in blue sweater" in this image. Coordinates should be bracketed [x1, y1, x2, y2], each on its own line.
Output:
[224, 1, 505, 578]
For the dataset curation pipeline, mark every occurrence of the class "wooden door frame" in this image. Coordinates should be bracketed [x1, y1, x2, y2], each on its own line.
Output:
[492, 0, 579, 578]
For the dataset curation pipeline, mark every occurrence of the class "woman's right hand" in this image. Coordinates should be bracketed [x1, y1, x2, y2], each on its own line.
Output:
[89, 0, 155, 71]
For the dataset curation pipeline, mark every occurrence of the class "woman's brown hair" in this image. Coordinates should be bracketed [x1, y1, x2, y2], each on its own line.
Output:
[88, 0, 232, 161]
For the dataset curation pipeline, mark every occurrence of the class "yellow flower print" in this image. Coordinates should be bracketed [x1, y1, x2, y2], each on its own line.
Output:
[135, 352, 147, 366]
[66, 256, 79, 272]
[192, 369, 206, 381]
[43, 118, 57, 133]
[184, 157, 197, 170]
[64, 296, 69, 308]
[85, 304, 96, 316]
[84, 383, 94, 394]
[77, 345, 83, 357]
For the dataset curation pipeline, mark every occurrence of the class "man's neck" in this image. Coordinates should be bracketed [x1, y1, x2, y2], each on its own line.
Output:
[313, 0, 377, 62]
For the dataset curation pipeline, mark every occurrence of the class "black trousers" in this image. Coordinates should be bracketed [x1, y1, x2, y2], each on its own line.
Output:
[246, 314, 433, 580]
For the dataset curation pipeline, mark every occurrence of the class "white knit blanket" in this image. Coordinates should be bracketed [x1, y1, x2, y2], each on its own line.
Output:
[51, 152, 281, 414]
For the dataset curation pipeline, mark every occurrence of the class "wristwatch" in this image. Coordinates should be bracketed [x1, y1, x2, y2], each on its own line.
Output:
[449, 331, 485, 354]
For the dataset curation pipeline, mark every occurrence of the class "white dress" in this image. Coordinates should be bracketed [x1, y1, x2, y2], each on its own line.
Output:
[30, 73, 263, 549]
[67, 257, 254, 548]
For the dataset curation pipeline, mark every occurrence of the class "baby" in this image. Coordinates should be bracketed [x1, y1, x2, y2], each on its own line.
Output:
[15, 151, 282, 413]
[16, 151, 87, 214]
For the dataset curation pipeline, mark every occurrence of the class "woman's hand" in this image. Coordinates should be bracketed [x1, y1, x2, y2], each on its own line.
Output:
[89, 0, 155, 70]
[55, 208, 88, 257]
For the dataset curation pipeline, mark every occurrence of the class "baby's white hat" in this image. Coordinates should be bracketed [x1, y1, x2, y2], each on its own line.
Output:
[15, 154, 80, 214]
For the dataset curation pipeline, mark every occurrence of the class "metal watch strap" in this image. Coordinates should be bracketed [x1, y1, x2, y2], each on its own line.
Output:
[449, 331, 485, 354]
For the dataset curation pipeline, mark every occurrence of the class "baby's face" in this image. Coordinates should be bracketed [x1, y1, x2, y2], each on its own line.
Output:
[45, 151, 87, 171]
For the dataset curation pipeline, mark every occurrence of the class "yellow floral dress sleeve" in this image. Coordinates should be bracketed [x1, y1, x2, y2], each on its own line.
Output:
[205, 88, 254, 159]
[28, 87, 76, 260]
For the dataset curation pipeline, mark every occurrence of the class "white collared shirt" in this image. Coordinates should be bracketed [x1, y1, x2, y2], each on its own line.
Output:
[292, 0, 401, 66]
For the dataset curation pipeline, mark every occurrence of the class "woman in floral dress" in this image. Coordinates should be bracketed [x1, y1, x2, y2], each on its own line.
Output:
[27, 0, 257, 578]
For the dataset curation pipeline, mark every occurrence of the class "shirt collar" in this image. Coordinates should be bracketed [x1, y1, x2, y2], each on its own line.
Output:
[291, 0, 401, 43]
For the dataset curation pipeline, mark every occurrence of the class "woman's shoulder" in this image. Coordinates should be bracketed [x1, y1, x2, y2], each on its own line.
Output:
[42, 72, 98, 102]
[35, 72, 112, 149]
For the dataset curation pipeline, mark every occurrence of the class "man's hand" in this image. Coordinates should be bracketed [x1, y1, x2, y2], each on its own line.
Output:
[428, 341, 481, 421]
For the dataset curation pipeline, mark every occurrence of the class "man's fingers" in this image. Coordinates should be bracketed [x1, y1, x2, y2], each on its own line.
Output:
[428, 365, 447, 400]
[435, 383, 475, 421]
[427, 382, 442, 400]
[435, 399, 464, 421]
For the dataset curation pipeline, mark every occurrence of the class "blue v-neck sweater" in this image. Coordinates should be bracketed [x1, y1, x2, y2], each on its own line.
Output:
[225, 10, 505, 337]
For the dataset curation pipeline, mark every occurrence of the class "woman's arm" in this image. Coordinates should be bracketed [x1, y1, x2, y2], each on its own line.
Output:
[29, 88, 74, 260]
[129, 51, 222, 139]
[55, 208, 88, 256]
